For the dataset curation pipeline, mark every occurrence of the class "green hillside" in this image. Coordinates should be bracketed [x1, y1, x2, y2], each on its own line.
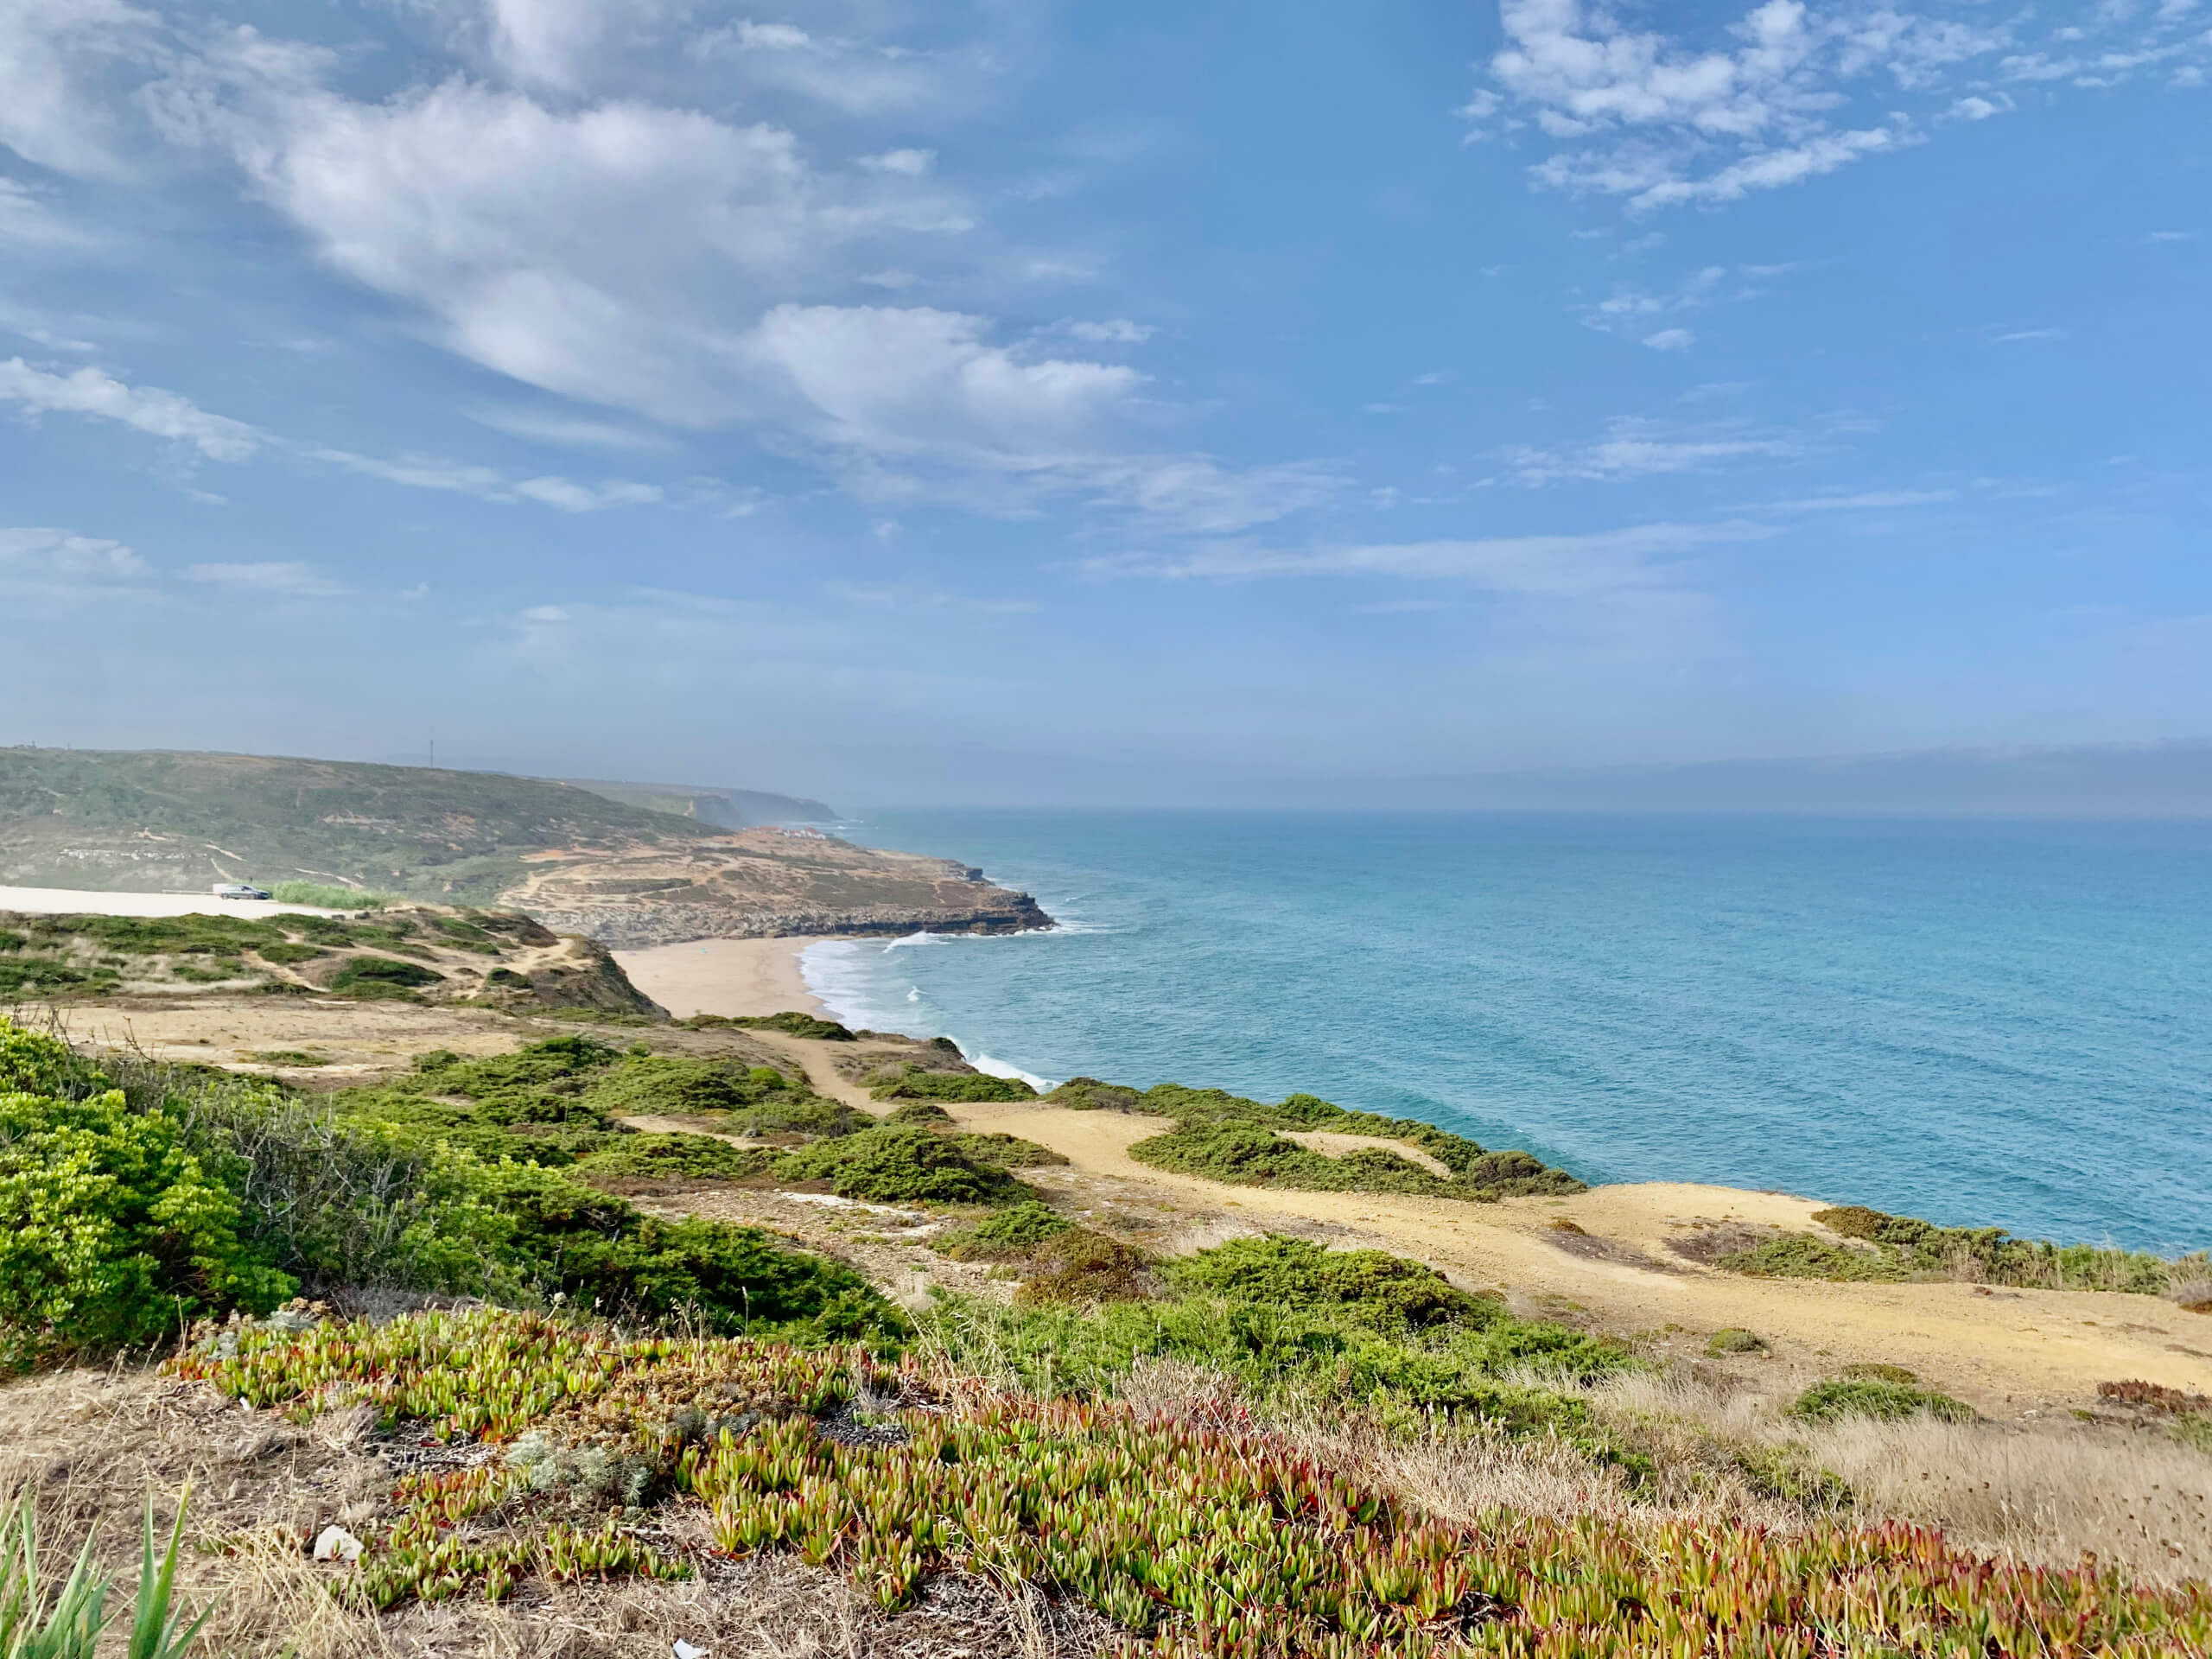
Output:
[0, 747, 719, 904]
[564, 777, 836, 827]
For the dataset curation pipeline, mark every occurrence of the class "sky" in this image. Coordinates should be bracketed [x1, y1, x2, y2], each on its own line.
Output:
[1, 0, 2209, 805]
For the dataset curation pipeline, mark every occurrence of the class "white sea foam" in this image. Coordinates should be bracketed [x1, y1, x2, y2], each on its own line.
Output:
[967, 1052, 1058, 1091]
[798, 939, 927, 1037]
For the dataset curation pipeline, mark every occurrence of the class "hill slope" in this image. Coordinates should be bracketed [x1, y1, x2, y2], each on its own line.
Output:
[0, 748, 1048, 943]
[0, 747, 711, 903]
[565, 778, 836, 827]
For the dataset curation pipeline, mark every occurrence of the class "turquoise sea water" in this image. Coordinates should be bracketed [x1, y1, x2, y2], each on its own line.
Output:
[799, 812, 2211, 1254]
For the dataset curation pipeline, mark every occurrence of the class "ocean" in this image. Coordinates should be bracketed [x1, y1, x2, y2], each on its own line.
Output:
[799, 811, 2211, 1255]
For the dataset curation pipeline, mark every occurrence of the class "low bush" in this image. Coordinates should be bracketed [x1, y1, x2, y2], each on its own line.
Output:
[1719, 1205, 2209, 1294]
[870, 1067, 1037, 1103]
[0, 1031, 296, 1366]
[252, 941, 325, 965]
[945, 1129, 1068, 1168]
[883, 1100, 953, 1126]
[327, 956, 443, 996]
[1017, 1229, 1154, 1305]
[1718, 1233, 1904, 1282]
[731, 1012, 855, 1041]
[932, 1200, 1073, 1260]
[268, 881, 393, 909]
[0, 1018, 901, 1354]
[575, 1135, 779, 1184]
[1704, 1326, 1765, 1356]
[1790, 1376, 1974, 1425]
[773, 1126, 1035, 1206]
[1161, 1234, 1498, 1330]
[1068, 1078, 1582, 1202]
[245, 1049, 327, 1067]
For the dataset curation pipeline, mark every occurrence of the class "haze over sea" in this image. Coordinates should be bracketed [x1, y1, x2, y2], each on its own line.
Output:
[803, 811, 2211, 1255]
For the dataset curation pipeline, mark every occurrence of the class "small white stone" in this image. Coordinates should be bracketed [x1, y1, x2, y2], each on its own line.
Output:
[312, 1524, 363, 1565]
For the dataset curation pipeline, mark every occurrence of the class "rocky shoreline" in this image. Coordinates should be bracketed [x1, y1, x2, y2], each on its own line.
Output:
[524, 891, 1053, 950]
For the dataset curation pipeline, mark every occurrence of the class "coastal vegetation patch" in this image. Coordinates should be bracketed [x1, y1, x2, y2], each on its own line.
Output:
[0, 1018, 898, 1366]
[726, 1011, 856, 1041]
[1053, 1078, 1582, 1200]
[162, 1305, 2212, 1657]
[869, 1065, 1038, 1103]
[267, 880, 393, 908]
[1718, 1203, 2209, 1296]
[1790, 1373, 1976, 1427]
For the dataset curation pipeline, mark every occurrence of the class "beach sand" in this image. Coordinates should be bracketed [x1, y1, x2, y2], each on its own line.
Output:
[613, 937, 826, 1020]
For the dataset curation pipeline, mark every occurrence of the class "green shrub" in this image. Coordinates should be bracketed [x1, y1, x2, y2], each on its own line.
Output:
[1719, 1233, 1905, 1282]
[0, 1075, 295, 1367]
[1790, 1376, 1974, 1425]
[1046, 1077, 1145, 1112]
[252, 941, 324, 965]
[0, 959, 116, 996]
[934, 1201, 1073, 1260]
[732, 1012, 855, 1041]
[575, 1134, 779, 1183]
[328, 956, 443, 996]
[1805, 1204, 2195, 1294]
[946, 1130, 1067, 1168]
[1018, 1230, 1153, 1305]
[486, 968, 532, 988]
[577, 1056, 804, 1119]
[245, 1050, 328, 1067]
[1705, 1327, 1766, 1356]
[772, 1126, 1034, 1205]
[0, 930, 24, 952]
[269, 882, 392, 909]
[871, 1068, 1037, 1103]
[1161, 1234, 1497, 1331]
[918, 1234, 1632, 1450]
[884, 1101, 954, 1126]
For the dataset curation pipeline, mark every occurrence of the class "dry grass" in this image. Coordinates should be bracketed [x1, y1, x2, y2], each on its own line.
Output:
[1805, 1414, 2212, 1586]
[1559, 1364, 2212, 1588]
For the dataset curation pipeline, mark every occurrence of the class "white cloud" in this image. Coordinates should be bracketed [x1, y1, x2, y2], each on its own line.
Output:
[1504, 416, 1812, 484]
[1991, 327, 2069, 342]
[466, 407, 677, 451]
[1643, 327, 1694, 351]
[519, 603, 571, 622]
[307, 446, 663, 510]
[1086, 518, 1772, 596]
[0, 356, 262, 459]
[859, 148, 935, 175]
[1061, 318, 1155, 343]
[1737, 488, 1955, 511]
[1471, 0, 2209, 211]
[827, 581, 1039, 614]
[1947, 93, 2009, 119]
[0, 0, 156, 179]
[184, 560, 344, 594]
[0, 178, 91, 246]
[0, 524, 151, 580]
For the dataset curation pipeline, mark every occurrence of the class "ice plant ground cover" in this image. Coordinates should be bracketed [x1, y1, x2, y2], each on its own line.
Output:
[173, 1309, 2211, 1658]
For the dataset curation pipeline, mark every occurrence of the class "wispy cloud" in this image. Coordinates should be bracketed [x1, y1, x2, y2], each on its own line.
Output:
[184, 560, 346, 595]
[1084, 518, 1772, 594]
[1990, 327, 2069, 344]
[0, 356, 261, 460]
[1730, 488, 1956, 512]
[1503, 416, 1815, 485]
[0, 524, 151, 581]
[1468, 0, 2209, 212]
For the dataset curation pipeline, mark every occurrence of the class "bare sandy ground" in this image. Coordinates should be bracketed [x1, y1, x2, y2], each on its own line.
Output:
[0, 885, 350, 919]
[721, 1023, 2212, 1419]
[613, 937, 828, 1019]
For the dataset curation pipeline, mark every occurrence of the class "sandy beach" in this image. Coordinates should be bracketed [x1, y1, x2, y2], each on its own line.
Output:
[613, 936, 826, 1019]
[0, 885, 349, 920]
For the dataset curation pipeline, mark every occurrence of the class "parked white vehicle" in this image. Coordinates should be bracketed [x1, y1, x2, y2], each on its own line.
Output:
[212, 882, 271, 900]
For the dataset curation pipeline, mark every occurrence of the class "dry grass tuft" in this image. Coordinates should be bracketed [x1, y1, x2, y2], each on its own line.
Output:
[1805, 1414, 2212, 1586]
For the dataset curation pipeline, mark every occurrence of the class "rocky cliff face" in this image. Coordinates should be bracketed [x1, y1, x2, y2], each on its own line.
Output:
[497, 827, 1052, 949]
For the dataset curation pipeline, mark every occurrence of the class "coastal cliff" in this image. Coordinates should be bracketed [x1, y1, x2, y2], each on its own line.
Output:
[499, 825, 1052, 948]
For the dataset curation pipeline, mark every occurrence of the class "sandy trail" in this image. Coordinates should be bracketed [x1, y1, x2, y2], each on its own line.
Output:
[0, 885, 350, 919]
[614, 938, 830, 1020]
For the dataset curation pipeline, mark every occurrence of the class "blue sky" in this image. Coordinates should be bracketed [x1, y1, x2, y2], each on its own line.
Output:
[2, 0, 2208, 804]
